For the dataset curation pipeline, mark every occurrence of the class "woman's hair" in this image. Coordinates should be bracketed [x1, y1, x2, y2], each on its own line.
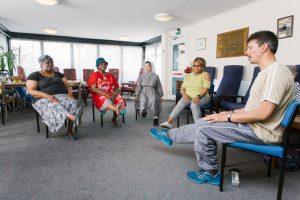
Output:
[38, 55, 53, 64]
[193, 57, 206, 67]
[145, 61, 152, 66]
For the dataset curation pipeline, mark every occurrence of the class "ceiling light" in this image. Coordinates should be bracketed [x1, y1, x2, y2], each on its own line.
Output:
[34, 0, 58, 6]
[154, 13, 173, 22]
[43, 27, 58, 34]
[118, 35, 129, 41]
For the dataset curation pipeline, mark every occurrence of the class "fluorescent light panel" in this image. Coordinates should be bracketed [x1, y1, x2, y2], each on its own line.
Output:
[34, 0, 58, 6]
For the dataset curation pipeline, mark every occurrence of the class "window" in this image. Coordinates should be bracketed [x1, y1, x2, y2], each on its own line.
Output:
[43, 41, 71, 72]
[11, 39, 41, 76]
[0, 32, 8, 51]
[122, 46, 142, 83]
[145, 43, 162, 78]
[99, 45, 121, 71]
[73, 43, 97, 81]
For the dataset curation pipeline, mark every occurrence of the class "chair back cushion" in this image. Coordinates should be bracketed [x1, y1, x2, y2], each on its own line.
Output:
[295, 64, 300, 82]
[63, 68, 77, 80]
[53, 67, 60, 72]
[242, 66, 260, 103]
[205, 66, 216, 82]
[282, 99, 299, 128]
[216, 65, 243, 96]
[83, 69, 94, 82]
[17, 66, 26, 82]
[109, 68, 119, 82]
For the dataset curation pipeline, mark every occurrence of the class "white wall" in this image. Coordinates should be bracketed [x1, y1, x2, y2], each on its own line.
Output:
[162, 0, 300, 99]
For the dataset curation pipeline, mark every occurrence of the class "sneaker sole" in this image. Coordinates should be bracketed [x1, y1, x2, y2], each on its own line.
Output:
[187, 176, 220, 185]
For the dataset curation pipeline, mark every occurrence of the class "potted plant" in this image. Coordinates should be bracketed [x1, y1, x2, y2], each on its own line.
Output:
[0, 46, 16, 76]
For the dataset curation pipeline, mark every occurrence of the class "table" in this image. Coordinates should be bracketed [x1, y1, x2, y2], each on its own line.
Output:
[2, 83, 26, 113]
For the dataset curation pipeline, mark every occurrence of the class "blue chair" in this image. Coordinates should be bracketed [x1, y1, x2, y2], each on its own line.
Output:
[215, 65, 244, 111]
[221, 66, 260, 110]
[219, 100, 299, 200]
[295, 64, 300, 82]
[0, 101, 4, 125]
[176, 67, 216, 127]
[15, 87, 33, 110]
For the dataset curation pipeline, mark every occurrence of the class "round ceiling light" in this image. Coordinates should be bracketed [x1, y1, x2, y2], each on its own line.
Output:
[154, 13, 173, 22]
[34, 0, 58, 6]
[43, 27, 58, 34]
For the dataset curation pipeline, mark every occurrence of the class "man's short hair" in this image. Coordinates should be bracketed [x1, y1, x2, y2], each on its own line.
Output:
[247, 31, 278, 54]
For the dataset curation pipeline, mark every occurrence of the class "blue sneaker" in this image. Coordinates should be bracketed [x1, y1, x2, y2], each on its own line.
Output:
[149, 128, 172, 146]
[187, 170, 220, 185]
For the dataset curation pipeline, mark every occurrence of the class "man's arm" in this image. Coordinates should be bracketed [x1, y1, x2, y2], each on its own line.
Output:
[203, 101, 277, 123]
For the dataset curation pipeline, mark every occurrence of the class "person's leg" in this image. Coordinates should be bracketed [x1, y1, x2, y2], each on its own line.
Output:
[190, 96, 210, 122]
[186, 119, 263, 185]
[139, 93, 147, 117]
[161, 98, 190, 128]
[149, 122, 199, 146]
[194, 119, 262, 171]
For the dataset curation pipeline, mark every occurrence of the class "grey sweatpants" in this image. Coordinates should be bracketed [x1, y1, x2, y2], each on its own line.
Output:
[169, 96, 210, 121]
[168, 119, 263, 171]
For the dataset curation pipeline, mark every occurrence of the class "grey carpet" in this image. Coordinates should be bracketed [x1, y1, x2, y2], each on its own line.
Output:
[0, 99, 299, 200]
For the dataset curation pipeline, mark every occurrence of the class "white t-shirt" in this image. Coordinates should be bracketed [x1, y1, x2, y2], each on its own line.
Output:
[245, 62, 294, 144]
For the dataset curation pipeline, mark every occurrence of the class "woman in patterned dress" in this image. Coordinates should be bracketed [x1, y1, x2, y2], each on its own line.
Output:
[88, 57, 126, 127]
[26, 55, 82, 140]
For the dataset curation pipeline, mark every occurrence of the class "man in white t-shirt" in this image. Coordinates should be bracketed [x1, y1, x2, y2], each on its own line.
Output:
[149, 31, 294, 185]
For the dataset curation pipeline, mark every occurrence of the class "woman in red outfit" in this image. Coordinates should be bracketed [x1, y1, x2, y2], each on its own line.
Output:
[88, 57, 126, 127]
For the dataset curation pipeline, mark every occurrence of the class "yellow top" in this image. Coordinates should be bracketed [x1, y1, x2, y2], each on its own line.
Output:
[182, 72, 210, 98]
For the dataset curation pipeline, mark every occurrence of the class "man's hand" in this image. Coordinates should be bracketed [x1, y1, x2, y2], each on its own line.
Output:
[47, 95, 59, 104]
[202, 113, 228, 124]
[192, 96, 200, 104]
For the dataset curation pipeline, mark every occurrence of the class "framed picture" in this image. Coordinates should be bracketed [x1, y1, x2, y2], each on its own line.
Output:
[216, 27, 249, 58]
[196, 38, 206, 50]
[277, 15, 294, 39]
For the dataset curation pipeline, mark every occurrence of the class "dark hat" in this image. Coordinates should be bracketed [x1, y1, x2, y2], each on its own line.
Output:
[96, 57, 108, 67]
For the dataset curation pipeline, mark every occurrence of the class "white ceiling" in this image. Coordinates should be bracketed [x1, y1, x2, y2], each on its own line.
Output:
[0, 0, 258, 42]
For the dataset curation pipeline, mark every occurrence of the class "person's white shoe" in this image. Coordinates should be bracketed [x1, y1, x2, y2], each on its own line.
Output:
[160, 121, 172, 129]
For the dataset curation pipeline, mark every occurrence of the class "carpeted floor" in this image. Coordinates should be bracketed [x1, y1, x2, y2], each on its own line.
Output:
[0, 99, 299, 200]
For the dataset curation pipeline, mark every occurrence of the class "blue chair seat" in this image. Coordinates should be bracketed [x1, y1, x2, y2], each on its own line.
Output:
[228, 142, 283, 158]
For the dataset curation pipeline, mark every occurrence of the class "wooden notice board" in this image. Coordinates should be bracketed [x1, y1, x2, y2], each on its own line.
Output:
[216, 27, 249, 58]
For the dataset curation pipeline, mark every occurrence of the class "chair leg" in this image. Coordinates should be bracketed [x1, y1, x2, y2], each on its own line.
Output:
[177, 116, 180, 128]
[46, 125, 49, 138]
[277, 156, 287, 200]
[92, 104, 95, 122]
[36, 111, 40, 133]
[135, 109, 138, 120]
[267, 156, 273, 177]
[1, 105, 5, 125]
[122, 114, 125, 123]
[101, 114, 103, 127]
[220, 144, 227, 192]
